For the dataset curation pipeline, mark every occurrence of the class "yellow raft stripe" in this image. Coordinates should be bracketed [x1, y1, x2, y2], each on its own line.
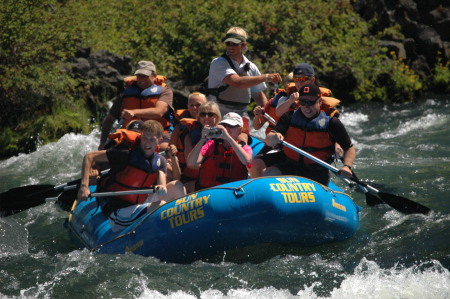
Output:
[332, 198, 347, 212]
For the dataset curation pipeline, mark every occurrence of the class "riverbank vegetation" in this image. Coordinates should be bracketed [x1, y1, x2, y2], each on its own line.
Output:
[1, 0, 449, 158]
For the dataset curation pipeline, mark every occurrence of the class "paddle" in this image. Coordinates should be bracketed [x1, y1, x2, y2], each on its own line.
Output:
[0, 169, 110, 217]
[45, 187, 158, 201]
[262, 112, 430, 214]
[0, 118, 127, 217]
[281, 140, 431, 215]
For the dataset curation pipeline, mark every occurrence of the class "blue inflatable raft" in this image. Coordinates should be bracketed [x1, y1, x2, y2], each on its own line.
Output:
[66, 176, 361, 263]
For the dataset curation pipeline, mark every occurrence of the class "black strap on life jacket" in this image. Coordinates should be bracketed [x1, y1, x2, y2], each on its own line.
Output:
[206, 53, 239, 98]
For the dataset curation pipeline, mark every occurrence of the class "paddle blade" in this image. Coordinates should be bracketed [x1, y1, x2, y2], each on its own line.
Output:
[378, 192, 431, 215]
[0, 184, 59, 217]
[56, 188, 78, 212]
[365, 192, 384, 206]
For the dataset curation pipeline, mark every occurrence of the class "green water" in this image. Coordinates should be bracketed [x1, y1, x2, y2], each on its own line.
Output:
[1, 97, 449, 298]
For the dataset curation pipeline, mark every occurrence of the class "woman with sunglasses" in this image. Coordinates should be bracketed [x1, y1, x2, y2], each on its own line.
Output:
[187, 112, 253, 190]
[171, 101, 222, 192]
[263, 83, 356, 186]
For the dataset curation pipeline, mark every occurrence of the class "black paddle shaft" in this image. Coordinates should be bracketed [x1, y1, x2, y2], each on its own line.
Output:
[281, 140, 431, 215]
[0, 179, 81, 216]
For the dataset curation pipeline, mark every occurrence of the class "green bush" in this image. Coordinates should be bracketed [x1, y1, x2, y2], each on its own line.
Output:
[432, 56, 450, 93]
[0, 0, 436, 157]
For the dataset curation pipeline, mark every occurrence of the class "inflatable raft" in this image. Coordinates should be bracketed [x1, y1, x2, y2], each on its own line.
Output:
[65, 176, 361, 263]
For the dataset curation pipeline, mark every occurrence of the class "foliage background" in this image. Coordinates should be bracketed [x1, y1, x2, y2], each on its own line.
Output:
[1, 0, 449, 157]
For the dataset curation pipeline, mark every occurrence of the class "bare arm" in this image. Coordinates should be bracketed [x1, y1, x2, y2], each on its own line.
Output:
[265, 131, 284, 148]
[78, 150, 108, 200]
[186, 126, 210, 169]
[252, 106, 267, 130]
[339, 146, 356, 179]
[183, 133, 194, 162]
[275, 92, 298, 117]
[223, 134, 252, 165]
[223, 73, 281, 89]
[156, 170, 167, 188]
[186, 137, 207, 169]
[166, 144, 181, 181]
[122, 100, 169, 120]
[252, 91, 268, 107]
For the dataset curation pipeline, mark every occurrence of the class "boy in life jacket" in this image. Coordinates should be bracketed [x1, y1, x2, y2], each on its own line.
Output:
[88, 120, 145, 185]
[169, 92, 207, 176]
[263, 84, 355, 186]
[170, 99, 222, 193]
[77, 120, 186, 232]
[186, 112, 252, 190]
[98, 61, 174, 150]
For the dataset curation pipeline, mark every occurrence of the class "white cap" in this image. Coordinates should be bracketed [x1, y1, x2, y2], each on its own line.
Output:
[219, 112, 243, 127]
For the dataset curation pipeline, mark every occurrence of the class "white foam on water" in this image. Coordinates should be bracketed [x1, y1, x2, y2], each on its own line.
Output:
[0, 217, 29, 257]
[339, 111, 369, 128]
[132, 259, 450, 299]
[360, 112, 448, 141]
[0, 130, 100, 189]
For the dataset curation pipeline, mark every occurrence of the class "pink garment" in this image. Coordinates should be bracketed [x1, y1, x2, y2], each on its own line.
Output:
[200, 140, 253, 167]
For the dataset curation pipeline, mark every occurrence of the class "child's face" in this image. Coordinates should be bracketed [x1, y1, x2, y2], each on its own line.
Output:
[140, 132, 160, 157]
[188, 96, 206, 118]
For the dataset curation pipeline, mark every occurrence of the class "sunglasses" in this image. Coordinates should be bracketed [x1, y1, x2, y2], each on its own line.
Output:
[225, 42, 241, 47]
[199, 112, 216, 118]
[293, 76, 311, 82]
[299, 98, 320, 107]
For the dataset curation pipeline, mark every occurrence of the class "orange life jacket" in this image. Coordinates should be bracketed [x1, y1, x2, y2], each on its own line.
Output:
[173, 109, 192, 121]
[120, 83, 172, 129]
[173, 118, 202, 179]
[106, 129, 141, 150]
[99, 147, 162, 204]
[274, 82, 297, 96]
[263, 90, 295, 134]
[283, 110, 335, 166]
[320, 96, 341, 117]
[196, 141, 249, 189]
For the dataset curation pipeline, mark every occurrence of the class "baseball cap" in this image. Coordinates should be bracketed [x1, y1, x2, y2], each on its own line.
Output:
[219, 112, 243, 127]
[293, 63, 315, 77]
[298, 84, 321, 101]
[134, 61, 156, 76]
[126, 120, 144, 132]
[222, 33, 246, 44]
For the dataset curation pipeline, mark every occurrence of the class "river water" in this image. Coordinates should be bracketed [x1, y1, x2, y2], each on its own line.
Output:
[0, 96, 449, 298]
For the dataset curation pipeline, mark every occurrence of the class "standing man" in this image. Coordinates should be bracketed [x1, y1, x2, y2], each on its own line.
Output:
[207, 26, 281, 117]
[98, 61, 174, 150]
